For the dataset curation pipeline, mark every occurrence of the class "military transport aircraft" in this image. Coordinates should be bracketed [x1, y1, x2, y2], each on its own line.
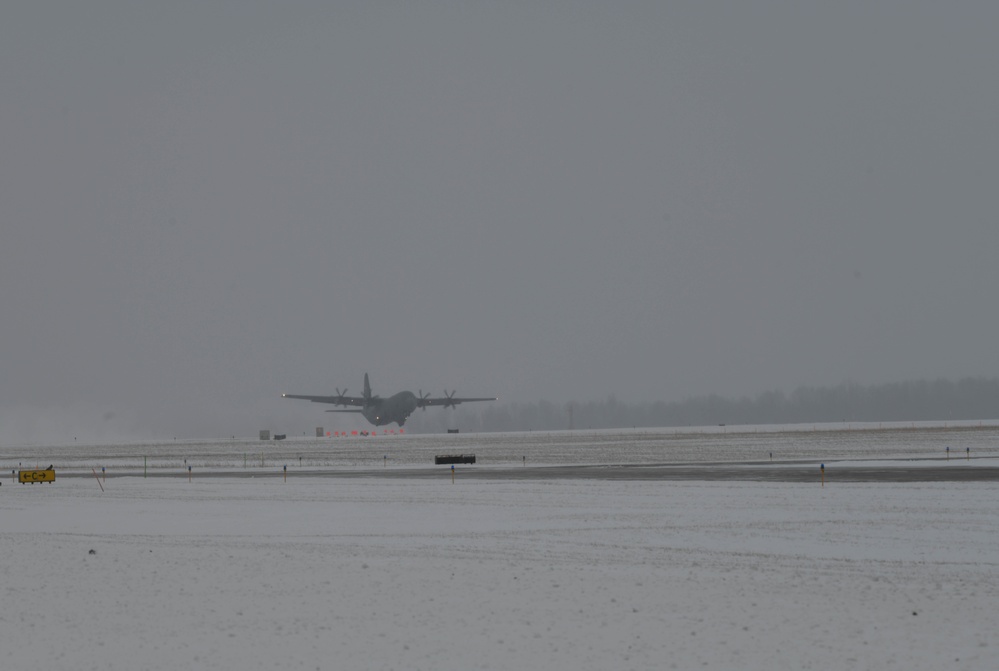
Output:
[282, 373, 496, 427]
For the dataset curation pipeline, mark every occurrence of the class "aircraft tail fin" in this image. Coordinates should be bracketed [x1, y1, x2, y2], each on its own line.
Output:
[363, 373, 372, 401]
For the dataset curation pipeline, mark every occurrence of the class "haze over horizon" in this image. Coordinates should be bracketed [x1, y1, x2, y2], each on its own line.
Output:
[3, 2, 997, 442]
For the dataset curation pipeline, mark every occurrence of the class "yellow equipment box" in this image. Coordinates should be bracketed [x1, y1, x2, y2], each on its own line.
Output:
[19, 469, 56, 484]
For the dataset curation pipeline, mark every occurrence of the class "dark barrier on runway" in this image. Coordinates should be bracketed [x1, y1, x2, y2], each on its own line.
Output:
[435, 454, 476, 465]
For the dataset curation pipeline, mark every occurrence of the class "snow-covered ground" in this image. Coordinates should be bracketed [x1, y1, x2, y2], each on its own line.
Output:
[3, 475, 996, 669]
[2, 426, 997, 670]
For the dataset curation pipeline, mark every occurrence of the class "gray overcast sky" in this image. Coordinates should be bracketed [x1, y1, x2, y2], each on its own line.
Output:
[2, 1, 997, 441]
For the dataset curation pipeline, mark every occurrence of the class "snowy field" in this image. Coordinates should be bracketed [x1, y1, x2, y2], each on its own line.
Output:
[3, 425, 998, 670]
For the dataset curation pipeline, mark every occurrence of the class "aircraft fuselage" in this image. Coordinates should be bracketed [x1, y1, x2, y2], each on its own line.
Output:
[362, 391, 419, 426]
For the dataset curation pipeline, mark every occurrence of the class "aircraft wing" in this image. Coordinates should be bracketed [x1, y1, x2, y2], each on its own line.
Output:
[282, 393, 366, 408]
[417, 395, 497, 409]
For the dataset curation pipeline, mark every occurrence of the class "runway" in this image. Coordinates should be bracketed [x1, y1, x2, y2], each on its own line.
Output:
[9, 423, 999, 485]
[49, 459, 999, 483]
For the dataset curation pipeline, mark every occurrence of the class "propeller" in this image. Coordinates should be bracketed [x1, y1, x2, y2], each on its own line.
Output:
[418, 390, 431, 410]
[443, 390, 458, 409]
[335, 388, 348, 406]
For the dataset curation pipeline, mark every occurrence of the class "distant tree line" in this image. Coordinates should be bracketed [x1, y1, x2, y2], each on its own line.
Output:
[403, 377, 999, 433]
